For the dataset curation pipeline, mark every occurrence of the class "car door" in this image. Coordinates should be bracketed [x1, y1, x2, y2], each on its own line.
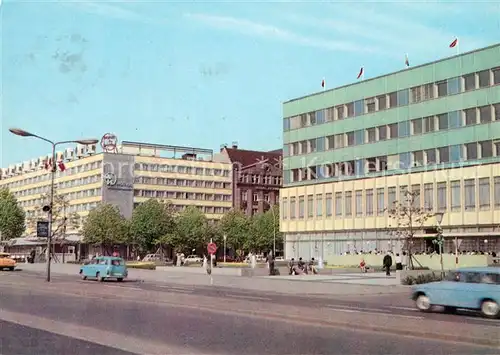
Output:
[428, 271, 462, 306]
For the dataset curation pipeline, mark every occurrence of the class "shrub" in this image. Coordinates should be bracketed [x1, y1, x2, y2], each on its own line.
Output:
[401, 272, 442, 285]
[126, 262, 156, 270]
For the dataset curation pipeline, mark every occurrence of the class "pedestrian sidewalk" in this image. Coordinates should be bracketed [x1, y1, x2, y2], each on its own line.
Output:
[20, 263, 407, 296]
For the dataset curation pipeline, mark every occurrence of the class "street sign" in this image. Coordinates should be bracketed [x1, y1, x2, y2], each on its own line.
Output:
[37, 221, 49, 238]
[207, 242, 217, 255]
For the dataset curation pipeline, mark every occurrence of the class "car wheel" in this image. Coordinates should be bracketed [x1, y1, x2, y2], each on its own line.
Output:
[480, 300, 500, 319]
[9, 267, 14, 271]
[415, 294, 432, 312]
[117, 278, 123, 282]
[96, 272, 104, 282]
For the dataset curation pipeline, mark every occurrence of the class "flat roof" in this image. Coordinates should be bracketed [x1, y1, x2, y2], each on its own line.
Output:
[284, 43, 500, 105]
[121, 141, 213, 155]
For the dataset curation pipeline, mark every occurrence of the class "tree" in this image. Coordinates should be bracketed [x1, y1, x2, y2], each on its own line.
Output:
[218, 209, 251, 256]
[82, 203, 129, 255]
[387, 190, 436, 269]
[27, 190, 81, 239]
[173, 206, 212, 253]
[129, 199, 176, 253]
[0, 188, 26, 241]
[250, 205, 282, 253]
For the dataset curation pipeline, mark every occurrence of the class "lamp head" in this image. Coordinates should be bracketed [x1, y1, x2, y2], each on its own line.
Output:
[9, 128, 35, 137]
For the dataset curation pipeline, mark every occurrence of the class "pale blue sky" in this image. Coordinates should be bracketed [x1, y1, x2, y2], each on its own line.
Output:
[1, 0, 499, 166]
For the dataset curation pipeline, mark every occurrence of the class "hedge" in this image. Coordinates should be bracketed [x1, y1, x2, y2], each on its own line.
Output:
[65, 260, 156, 270]
[401, 272, 442, 285]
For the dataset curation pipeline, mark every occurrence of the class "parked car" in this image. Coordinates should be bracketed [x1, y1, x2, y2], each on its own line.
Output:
[411, 267, 500, 318]
[184, 255, 203, 264]
[79, 256, 128, 282]
[0, 252, 16, 271]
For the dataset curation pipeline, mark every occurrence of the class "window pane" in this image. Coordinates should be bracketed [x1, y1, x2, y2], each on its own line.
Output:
[494, 177, 500, 209]
[309, 112, 317, 125]
[450, 144, 462, 162]
[479, 105, 492, 123]
[439, 146, 450, 163]
[437, 81, 447, 97]
[336, 106, 344, 120]
[414, 151, 424, 166]
[400, 152, 411, 169]
[354, 130, 364, 145]
[478, 70, 490, 88]
[346, 103, 354, 117]
[290, 197, 296, 218]
[426, 149, 436, 164]
[423, 116, 435, 132]
[335, 134, 344, 148]
[411, 184, 421, 207]
[464, 108, 477, 125]
[316, 110, 325, 124]
[335, 192, 342, 216]
[495, 104, 500, 121]
[397, 89, 409, 106]
[345, 191, 352, 216]
[451, 181, 461, 211]
[479, 178, 490, 210]
[378, 95, 387, 110]
[388, 187, 396, 207]
[367, 128, 376, 143]
[480, 141, 493, 158]
[464, 73, 476, 91]
[316, 194, 323, 217]
[424, 183, 434, 210]
[316, 137, 325, 152]
[438, 114, 449, 130]
[282, 198, 288, 219]
[493, 68, 500, 85]
[377, 188, 384, 216]
[366, 98, 376, 113]
[448, 111, 462, 128]
[466, 143, 478, 160]
[464, 179, 476, 211]
[283, 118, 290, 131]
[298, 196, 305, 218]
[388, 92, 397, 108]
[379, 126, 387, 140]
[355, 190, 363, 217]
[412, 118, 423, 134]
[437, 182, 446, 212]
[366, 189, 374, 216]
[447, 77, 460, 95]
[326, 193, 332, 216]
[389, 123, 398, 138]
[354, 100, 364, 116]
[398, 121, 410, 137]
[355, 159, 364, 176]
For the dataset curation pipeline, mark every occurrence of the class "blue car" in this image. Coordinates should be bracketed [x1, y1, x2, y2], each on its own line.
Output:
[80, 256, 128, 282]
[411, 267, 500, 319]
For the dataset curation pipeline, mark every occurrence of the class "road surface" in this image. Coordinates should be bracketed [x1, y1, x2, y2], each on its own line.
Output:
[0, 271, 498, 354]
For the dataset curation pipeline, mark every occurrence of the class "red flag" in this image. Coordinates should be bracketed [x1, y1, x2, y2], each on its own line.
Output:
[449, 38, 458, 48]
[44, 158, 52, 170]
[321, 79, 325, 88]
[58, 161, 66, 172]
[357, 67, 364, 79]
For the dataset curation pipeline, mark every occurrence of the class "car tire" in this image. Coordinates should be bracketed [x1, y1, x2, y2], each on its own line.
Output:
[117, 278, 123, 282]
[8, 267, 14, 271]
[480, 300, 500, 319]
[415, 294, 433, 312]
[96, 272, 104, 282]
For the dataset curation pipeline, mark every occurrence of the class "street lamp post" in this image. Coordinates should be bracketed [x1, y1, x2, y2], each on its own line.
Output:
[9, 128, 98, 282]
[262, 200, 277, 257]
[433, 212, 445, 279]
[223, 234, 227, 263]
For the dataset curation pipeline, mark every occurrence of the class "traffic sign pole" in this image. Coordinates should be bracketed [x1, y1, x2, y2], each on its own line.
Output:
[210, 238, 213, 286]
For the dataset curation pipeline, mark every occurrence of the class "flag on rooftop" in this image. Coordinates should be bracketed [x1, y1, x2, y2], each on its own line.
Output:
[405, 54, 410, 67]
[321, 78, 325, 89]
[449, 38, 458, 48]
[357, 67, 364, 80]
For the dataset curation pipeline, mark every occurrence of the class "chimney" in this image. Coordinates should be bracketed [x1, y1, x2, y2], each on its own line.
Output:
[231, 141, 238, 149]
[220, 143, 228, 152]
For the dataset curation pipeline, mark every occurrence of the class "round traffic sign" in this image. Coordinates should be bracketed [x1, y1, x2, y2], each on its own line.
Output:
[207, 242, 217, 255]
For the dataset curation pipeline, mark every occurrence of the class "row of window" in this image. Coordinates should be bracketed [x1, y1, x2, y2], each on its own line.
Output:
[133, 202, 231, 215]
[135, 163, 231, 178]
[284, 67, 500, 131]
[286, 103, 500, 156]
[25, 201, 99, 219]
[134, 176, 231, 190]
[281, 176, 500, 220]
[16, 188, 102, 208]
[288, 140, 500, 183]
[237, 173, 283, 186]
[134, 189, 232, 201]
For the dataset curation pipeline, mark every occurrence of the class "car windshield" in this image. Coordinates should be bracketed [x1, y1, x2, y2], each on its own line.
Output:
[445, 271, 460, 282]
[111, 259, 123, 266]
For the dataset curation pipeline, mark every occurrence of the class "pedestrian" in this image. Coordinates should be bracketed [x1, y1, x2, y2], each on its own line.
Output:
[383, 252, 393, 276]
[268, 254, 275, 276]
[402, 251, 408, 270]
[395, 253, 402, 271]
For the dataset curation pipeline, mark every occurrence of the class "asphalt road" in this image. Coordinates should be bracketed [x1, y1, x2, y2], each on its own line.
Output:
[9, 270, 498, 327]
[0, 273, 495, 355]
[1, 320, 134, 355]
[0, 282, 495, 355]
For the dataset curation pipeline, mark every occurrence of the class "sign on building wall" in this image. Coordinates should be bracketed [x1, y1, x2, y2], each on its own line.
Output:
[103, 172, 133, 191]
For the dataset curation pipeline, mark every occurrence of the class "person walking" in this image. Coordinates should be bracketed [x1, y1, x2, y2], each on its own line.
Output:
[383, 252, 393, 276]
[395, 253, 402, 271]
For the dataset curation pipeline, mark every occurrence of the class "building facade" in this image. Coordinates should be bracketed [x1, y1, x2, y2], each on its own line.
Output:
[215, 143, 282, 216]
[280, 44, 500, 262]
[0, 141, 233, 239]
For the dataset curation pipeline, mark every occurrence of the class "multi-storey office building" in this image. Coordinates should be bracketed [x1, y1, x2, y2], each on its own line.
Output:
[0, 141, 233, 239]
[280, 44, 500, 261]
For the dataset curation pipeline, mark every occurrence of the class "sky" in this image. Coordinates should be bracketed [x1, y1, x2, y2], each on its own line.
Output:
[1, 0, 499, 167]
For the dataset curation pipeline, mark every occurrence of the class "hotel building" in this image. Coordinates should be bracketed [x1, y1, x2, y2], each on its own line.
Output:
[0, 141, 233, 238]
[280, 44, 500, 261]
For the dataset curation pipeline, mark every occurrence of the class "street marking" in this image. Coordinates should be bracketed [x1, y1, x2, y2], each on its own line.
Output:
[102, 284, 142, 291]
[225, 294, 273, 301]
[326, 307, 424, 319]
